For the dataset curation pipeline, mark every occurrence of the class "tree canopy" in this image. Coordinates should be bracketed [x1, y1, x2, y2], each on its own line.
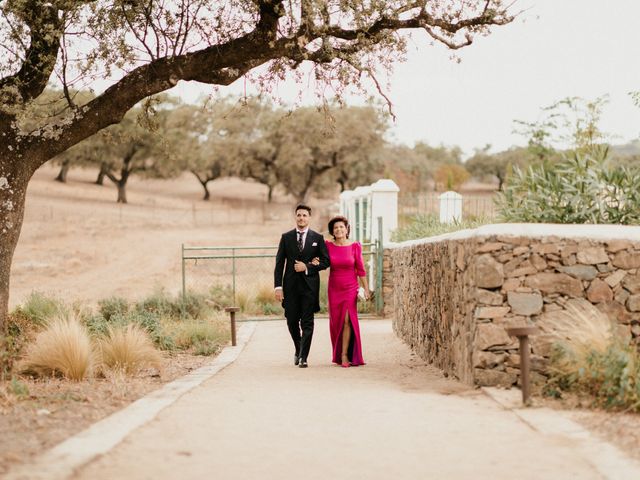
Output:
[0, 0, 515, 329]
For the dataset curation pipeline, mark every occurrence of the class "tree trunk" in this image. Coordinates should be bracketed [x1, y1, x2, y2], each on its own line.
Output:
[0, 161, 31, 333]
[267, 185, 273, 203]
[55, 160, 70, 183]
[202, 182, 210, 201]
[117, 182, 127, 204]
[96, 164, 108, 185]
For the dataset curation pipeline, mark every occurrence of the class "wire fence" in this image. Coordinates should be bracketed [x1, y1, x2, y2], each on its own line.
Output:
[398, 192, 497, 226]
[181, 243, 382, 319]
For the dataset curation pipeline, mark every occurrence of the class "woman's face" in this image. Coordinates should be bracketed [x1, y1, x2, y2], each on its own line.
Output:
[333, 221, 348, 240]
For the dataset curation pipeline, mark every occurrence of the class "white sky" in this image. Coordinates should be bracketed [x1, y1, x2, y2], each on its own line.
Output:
[170, 0, 640, 157]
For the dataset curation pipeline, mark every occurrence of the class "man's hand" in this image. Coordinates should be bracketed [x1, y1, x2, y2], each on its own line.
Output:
[294, 260, 307, 273]
[275, 289, 284, 302]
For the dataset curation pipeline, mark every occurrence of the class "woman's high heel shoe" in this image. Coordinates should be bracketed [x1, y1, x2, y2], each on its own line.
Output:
[341, 355, 350, 368]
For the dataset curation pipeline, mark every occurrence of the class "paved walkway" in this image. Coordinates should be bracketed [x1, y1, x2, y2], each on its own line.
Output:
[8, 320, 640, 479]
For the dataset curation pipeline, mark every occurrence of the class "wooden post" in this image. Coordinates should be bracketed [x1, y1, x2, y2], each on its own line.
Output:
[225, 307, 240, 346]
[505, 326, 539, 406]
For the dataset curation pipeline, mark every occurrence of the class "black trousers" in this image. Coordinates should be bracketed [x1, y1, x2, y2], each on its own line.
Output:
[285, 279, 316, 361]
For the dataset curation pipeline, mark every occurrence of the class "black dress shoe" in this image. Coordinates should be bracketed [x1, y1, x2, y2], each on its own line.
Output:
[294, 354, 300, 366]
[299, 360, 308, 368]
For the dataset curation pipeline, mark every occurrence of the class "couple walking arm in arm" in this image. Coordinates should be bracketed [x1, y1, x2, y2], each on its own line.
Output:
[274, 205, 369, 368]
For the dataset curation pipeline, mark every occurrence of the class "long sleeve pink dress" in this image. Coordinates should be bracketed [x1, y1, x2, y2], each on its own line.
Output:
[326, 241, 366, 366]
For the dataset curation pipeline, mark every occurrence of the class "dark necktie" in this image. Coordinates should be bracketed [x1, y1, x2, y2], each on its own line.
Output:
[297, 231, 304, 252]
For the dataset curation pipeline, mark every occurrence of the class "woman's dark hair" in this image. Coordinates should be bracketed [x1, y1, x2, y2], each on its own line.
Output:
[295, 204, 312, 215]
[328, 215, 350, 240]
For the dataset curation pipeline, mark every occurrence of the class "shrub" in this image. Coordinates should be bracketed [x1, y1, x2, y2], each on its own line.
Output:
[545, 301, 640, 411]
[13, 291, 65, 326]
[165, 317, 228, 354]
[98, 324, 163, 375]
[391, 214, 489, 242]
[98, 296, 129, 321]
[20, 314, 94, 381]
[496, 147, 640, 224]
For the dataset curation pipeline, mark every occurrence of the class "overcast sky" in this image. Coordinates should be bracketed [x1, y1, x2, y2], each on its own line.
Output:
[171, 0, 640, 157]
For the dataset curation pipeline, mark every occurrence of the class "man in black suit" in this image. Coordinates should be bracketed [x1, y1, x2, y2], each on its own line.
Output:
[274, 204, 330, 368]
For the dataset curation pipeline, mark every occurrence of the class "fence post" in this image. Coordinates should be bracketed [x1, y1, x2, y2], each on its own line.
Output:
[439, 191, 463, 224]
[181, 243, 186, 304]
[231, 248, 237, 305]
[376, 216, 384, 315]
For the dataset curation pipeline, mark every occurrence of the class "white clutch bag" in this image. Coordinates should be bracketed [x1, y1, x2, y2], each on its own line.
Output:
[357, 287, 366, 301]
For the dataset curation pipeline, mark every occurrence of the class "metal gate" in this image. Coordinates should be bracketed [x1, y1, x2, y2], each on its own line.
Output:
[181, 230, 384, 316]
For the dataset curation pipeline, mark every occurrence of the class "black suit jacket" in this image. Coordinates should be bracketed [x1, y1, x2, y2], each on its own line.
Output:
[274, 229, 330, 313]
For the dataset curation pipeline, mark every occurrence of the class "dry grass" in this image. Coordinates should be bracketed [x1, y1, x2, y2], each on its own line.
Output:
[163, 315, 229, 354]
[19, 314, 94, 381]
[98, 324, 163, 375]
[545, 300, 613, 377]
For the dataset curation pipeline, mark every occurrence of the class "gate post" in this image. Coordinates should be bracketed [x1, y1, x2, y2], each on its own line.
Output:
[181, 243, 186, 304]
[376, 217, 384, 315]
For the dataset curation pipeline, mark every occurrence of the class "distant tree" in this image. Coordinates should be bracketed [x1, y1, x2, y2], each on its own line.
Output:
[466, 146, 531, 190]
[433, 164, 470, 191]
[95, 102, 180, 203]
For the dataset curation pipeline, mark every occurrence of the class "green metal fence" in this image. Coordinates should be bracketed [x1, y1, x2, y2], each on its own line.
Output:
[181, 219, 384, 316]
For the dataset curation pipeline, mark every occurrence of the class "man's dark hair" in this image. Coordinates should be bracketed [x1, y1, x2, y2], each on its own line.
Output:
[295, 204, 312, 215]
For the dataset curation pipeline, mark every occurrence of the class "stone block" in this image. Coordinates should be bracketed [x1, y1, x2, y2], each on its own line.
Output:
[576, 247, 609, 265]
[557, 265, 598, 281]
[605, 270, 627, 287]
[622, 274, 640, 294]
[475, 306, 511, 319]
[612, 251, 640, 269]
[477, 242, 506, 253]
[507, 291, 543, 315]
[607, 240, 633, 253]
[472, 351, 506, 368]
[475, 254, 504, 288]
[474, 368, 517, 387]
[475, 323, 512, 350]
[597, 301, 632, 324]
[476, 288, 503, 306]
[524, 273, 583, 297]
[586, 278, 614, 303]
[501, 278, 521, 292]
[628, 294, 640, 312]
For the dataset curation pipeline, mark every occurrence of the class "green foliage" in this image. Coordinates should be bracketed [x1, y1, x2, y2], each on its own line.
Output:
[98, 296, 129, 321]
[391, 214, 489, 242]
[9, 377, 29, 398]
[547, 339, 640, 411]
[13, 292, 66, 326]
[496, 147, 640, 224]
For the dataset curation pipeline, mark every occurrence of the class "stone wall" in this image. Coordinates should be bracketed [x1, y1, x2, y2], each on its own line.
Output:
[385, 224, 640, 387]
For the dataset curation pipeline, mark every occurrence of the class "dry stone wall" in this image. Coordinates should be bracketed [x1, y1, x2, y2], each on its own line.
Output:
[385, 225, 640, 387]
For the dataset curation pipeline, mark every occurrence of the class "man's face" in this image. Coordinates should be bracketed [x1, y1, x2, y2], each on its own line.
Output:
[295, 209, 310, 230]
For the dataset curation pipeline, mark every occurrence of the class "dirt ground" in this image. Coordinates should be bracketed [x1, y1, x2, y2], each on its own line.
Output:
[2, 166, 640, 474]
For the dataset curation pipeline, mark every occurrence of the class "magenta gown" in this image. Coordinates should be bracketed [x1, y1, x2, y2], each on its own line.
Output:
[326, 241, 366, 366]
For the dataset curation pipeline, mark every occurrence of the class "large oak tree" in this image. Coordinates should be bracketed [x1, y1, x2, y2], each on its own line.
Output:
[0, 0, 514, 330]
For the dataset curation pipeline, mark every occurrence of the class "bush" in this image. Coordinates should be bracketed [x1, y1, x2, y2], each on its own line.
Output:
[98, 324, 163, 375]
[391, 214, 489, 242]
[165, 317, 228, 354]
[496, 147, 640, 224]
[545, 301, 640, 411]
[98, 296, 129, 321]
[13, 291, 66, 326]
[19, 314, 94, 381]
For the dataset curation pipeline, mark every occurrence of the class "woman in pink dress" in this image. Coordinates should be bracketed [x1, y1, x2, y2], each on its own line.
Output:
[325, 215, 370, 368]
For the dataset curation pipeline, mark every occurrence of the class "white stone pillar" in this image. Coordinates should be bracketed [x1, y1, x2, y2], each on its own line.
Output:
[439, 191, 463, 224]
[370, 179, 400, 245]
